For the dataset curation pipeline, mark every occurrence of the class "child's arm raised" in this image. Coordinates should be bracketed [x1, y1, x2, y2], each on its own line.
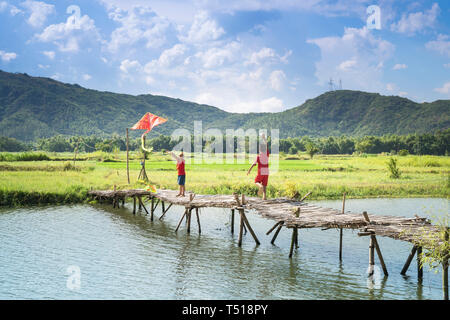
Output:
[247, 159, 257, 176]
[169, 151, 181, 162]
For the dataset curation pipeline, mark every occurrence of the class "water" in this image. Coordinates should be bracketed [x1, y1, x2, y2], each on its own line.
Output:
[0, 198, 448, 300]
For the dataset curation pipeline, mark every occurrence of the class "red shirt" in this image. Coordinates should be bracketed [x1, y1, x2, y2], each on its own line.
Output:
[256, 150, 269, 176]
[176, 159, 185, 176]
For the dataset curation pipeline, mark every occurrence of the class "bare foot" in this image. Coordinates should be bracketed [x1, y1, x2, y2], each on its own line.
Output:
[257, 185, 263, 196]
[176, 194, 181, 197]
[181, 194, 185, 197]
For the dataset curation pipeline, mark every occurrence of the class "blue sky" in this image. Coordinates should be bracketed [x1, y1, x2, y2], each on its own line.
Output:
[0, 0, 449, 113]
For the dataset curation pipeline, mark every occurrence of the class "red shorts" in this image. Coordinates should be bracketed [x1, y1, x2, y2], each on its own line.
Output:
[255, 175, 269, 187]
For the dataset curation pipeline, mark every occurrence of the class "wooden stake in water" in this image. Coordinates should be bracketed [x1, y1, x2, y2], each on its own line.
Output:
[126, 128, 130, 184]
[443, 229, 449, 300]
[339, 192, 346, 261]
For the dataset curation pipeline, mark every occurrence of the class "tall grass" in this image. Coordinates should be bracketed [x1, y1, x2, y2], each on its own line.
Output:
[0, 152, 50, 161]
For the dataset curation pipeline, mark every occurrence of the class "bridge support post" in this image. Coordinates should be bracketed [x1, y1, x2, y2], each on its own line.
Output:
[401, 246, 417, 275]
[231, 209, 235, 234]
[362, 211, 388, 277]
[159, 203, 173, 220]
[195, 208, 201, 234]
[271, 223, 283, 245]
[417, 246, 423, 282]
[443, 229, 449, 300]
[339, 192, 346, 261]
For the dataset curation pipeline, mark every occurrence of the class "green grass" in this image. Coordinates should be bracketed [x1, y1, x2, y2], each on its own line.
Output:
[0, 152, 448, 206]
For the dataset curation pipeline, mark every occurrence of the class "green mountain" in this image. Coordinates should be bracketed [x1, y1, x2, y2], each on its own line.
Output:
[0, 70, 448, 141]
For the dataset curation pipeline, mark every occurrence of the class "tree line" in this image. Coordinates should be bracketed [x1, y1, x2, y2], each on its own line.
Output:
[0, 129, 449, 156]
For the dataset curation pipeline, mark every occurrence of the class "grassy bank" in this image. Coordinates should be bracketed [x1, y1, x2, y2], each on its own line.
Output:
[0, 152, 448, 206]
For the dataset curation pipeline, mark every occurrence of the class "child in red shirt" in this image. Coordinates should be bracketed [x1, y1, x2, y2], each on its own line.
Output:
[247, 133, 269, 200]
[170, 151, 185, 197]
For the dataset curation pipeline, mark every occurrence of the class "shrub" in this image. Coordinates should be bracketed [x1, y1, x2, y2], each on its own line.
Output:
[387, 157, 401, 179]
[398, 149, 409, 156]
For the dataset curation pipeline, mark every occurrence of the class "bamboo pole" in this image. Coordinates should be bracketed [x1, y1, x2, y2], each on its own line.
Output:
[372, 236, 388, 276]
[138, 197, 150, 217]
[417, 246, 423, 281]
[187, 208, 192, 234]
[240, 210, 260, 245]
[231, 209, 235, 234]
[339, 192, 346, 261]
[133, 196, 136, 215]
[151, 197, 154, 216]
[175, 209, 187, 232]
[363, 211, 388, 276]
[266, 221, 283, 235]
[238, 211, 244, 247]
[443, 229, 449, 300]
[400, 246, 417, 275]
[271, 223, 283, 245]
[289, 228, 296, 258]
[126, 128, 130, 184]
[299, 191, 312, 202]
[159, 203, 173, 220]
[368, 236, 375, 276]
[195, 208, 201, 234]
[162, 201, 165, 213]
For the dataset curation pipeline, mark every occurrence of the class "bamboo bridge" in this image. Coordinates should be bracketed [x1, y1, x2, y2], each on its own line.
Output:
[88, 188, 449, 299]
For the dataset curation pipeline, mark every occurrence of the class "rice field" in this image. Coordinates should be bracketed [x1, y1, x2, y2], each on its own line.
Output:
[0, 151, 448, 206]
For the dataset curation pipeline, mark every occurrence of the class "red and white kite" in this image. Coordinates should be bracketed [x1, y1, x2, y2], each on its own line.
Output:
[131, 112, 167, 152]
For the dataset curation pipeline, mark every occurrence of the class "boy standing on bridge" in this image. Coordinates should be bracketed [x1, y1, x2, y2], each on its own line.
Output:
[247, 133, 269, 200]
[170, 151, 186, 197]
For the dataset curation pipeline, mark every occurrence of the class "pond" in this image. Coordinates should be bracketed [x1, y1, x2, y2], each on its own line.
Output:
[0, 198, 448, 299]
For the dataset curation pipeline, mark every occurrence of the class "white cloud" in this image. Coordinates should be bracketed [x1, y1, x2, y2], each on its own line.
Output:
[179, 11, 224, 44]
[246, 47, 291, 66]
[434, 82, 450, 95]
[107, 6, 171, 52]
[42, 50, 55, 59]
[386, 83, 397, 92]
[444, 63, 450, 69]
[144, 44, 187, 73]
[393, 63, 407, 70]
[82, 74, 91, 81]
[426, 34, 450, 57]
[390, 3, 440, 35]
[120, 59, 142, 74]
[269, 70, 286, 91]
[194, 41, 240, 68]
[9, 5, 22, 16]
[34, 11, 101, 52]
[21, 0, 55, 28]
[0, 1, 23, 15]
[338, 59, 357, 71]
[0, 50, 17, 62]
[307, 27, 394, 92]
[38, 63, 49, 69]
[51, 73, 62, 80]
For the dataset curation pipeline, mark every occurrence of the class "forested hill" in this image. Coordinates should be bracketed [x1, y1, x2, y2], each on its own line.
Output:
[0, 70, 448, 141]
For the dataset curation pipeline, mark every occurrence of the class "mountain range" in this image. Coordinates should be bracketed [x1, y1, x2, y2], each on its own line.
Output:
[0, 70, 448, 141]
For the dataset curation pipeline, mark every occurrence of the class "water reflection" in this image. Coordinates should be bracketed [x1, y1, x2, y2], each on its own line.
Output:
[0, 197, 447, 299]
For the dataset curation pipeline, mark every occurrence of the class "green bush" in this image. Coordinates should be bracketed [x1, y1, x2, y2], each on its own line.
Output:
[387, 157, 401, 179]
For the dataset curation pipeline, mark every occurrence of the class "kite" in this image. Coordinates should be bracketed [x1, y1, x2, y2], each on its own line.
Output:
[131, 112, 167, 152]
